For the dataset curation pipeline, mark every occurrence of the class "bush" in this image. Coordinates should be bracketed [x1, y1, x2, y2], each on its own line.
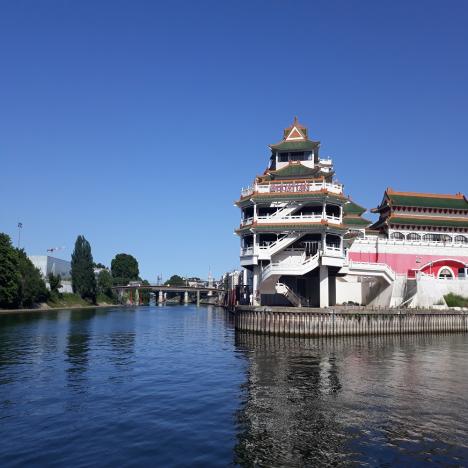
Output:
[444, 293, 468, 308]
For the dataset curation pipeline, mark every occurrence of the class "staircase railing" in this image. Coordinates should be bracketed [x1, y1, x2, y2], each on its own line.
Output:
[275, 282, 307, 307]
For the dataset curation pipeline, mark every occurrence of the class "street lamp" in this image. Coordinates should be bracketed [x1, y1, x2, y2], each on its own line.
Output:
[17, 222, 23, 249]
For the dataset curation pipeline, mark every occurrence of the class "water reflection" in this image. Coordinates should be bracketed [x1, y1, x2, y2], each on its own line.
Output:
[65, 310, 96, 388]
[234, 333, 468, 466]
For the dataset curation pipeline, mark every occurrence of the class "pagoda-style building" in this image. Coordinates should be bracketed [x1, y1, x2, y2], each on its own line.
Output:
[347, 189, 468, 279]
[236, 120, 468, 308]
[236, 118, 369, 307]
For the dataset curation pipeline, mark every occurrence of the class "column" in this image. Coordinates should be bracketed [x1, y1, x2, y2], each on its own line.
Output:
[158, 290, 164, 303]
[252, 266, 259, 306]
[321, 231, 326, 254]
[319, 265, 329, 308]
[184, 291, 189, 304]
[253, 203, 257, 222]
[322, 203, 326, 220]
[196, 290, 200, 307]
[134, 288, 140, 305]
[243, 268, 248, 286]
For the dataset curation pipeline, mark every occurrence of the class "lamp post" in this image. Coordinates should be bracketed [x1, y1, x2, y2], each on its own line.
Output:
[17, 222, 23, 249]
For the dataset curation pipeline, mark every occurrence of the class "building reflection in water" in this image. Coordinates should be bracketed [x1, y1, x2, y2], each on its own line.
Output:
[233, 332, 468, 466]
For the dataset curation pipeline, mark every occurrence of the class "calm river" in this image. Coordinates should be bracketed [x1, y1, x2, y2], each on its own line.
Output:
[1, 305, 468, 466]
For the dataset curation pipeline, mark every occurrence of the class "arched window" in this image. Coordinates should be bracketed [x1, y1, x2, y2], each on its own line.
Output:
[455, 235, 468, 244]
[406, 233, 421, 241]
[438, 267, 454, 279]
[423, 233, 442, 242]
[391, 232, 404, 240]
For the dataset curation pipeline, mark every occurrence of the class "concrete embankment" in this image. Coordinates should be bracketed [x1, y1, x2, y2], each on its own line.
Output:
[234, 305, 468, 336]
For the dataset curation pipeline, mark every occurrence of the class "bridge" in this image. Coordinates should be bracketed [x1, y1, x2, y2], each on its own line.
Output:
[112, 284, 223, 306]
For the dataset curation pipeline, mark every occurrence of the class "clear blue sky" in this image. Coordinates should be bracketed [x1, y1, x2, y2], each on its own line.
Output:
[1, 1, 467, 281]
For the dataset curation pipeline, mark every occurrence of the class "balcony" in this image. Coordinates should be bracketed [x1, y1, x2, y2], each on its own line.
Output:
[240, 213, 342, 226]
[240, 180, 343, 198]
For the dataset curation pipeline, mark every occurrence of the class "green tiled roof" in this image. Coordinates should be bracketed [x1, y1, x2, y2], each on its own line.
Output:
[267, 163, 319, 178]
[343, 200, 367, 215]
[388, 194, 468, 210]
[344, 216, 372, 226]
[270, 140, 319, 152]
[389, 216, 468, 228]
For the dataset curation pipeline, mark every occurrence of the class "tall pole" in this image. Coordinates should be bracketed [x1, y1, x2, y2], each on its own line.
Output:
[17, 222, 23, 249]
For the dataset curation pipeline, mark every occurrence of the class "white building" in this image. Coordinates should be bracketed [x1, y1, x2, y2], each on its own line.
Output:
[29, 255, 72, 279]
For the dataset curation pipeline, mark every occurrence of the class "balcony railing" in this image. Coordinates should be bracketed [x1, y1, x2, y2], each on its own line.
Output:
[240, 213, 342, 226]
[240, 180, 343, 198]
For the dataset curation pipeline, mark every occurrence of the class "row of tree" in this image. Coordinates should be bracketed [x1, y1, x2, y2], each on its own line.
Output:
[71, 237, 141, 303]
[0, 231, 142, 309]
[0, 233, 48, 308]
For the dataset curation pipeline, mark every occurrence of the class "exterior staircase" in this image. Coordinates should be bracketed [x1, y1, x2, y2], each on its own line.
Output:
[339, 261, 396, 285]
[258, 232, 303, 258]
[261, 252, 320, 283]
[275, 282, 306, 307]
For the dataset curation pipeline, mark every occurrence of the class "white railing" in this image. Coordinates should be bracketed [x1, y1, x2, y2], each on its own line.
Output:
[240, 180, 343, 197]
[254, 213, 342, 224]
[240, 246, 254, 256]
[240, 217, 254, 226]
[356, 238, 468, 248]
[346, 260, 396, 282]
[275, 282, 304, 307]
[261, 253, 320, 282]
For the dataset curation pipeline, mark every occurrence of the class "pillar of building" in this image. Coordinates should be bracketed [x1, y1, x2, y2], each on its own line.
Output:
[184, 291, 189, 304]
[243, 268, 248, 286]
[158, 290, 164, 303]
[319, 265, 329, 308]
[252, 266, 259, 306]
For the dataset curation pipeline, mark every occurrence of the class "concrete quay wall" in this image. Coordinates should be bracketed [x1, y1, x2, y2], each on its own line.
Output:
[234, 306, 468, 337]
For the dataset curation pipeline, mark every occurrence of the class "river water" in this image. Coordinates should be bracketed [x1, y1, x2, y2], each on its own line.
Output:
[0, 305, 467, 467]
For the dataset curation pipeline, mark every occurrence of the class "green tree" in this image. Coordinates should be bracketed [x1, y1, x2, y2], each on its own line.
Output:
[97, 269, 114, 299]
[140, 279, 151, 305]
[0, 233, 21, 308]
[111, 253, 139, 285]
[164, 274, 185, 286]
[47, 272, 62, 301]
[71, 235, 97, 303]
[16, 249, 48, 307]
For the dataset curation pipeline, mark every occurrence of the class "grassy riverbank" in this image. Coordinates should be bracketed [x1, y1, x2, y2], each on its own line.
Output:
[0, 293, 123, 314]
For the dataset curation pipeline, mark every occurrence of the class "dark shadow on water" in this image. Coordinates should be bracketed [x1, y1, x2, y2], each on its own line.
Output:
[65, 309, 96, 390]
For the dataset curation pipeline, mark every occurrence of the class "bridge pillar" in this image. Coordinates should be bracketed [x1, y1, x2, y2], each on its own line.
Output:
[135, 288, 140, 305]
[319, 265, 329, 308]
[184, 291, 189, 304]
[158, 290, 164, 303]
[196, 290, 200, 307]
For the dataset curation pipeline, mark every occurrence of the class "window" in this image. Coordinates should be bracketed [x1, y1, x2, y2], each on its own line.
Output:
[455, 235, 468, 244]
[438, 267, 453, 279]
[423, 233, 442, 242]
[391, 232, 404, 240]
[407, 233, 421, 241]
[278, 153, 289, 162]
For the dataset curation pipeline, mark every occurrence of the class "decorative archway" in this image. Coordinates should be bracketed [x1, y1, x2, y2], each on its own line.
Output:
[438, 267, 454, 279]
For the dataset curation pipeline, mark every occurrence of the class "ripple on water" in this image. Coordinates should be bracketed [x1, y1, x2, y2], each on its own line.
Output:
[0, 307, 467, 466]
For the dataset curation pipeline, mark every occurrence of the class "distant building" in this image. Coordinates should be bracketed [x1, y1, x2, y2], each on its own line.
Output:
[29, 255, 72, 280]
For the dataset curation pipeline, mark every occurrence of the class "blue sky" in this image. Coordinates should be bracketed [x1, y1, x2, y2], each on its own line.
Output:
[1, 0, 467, 281]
